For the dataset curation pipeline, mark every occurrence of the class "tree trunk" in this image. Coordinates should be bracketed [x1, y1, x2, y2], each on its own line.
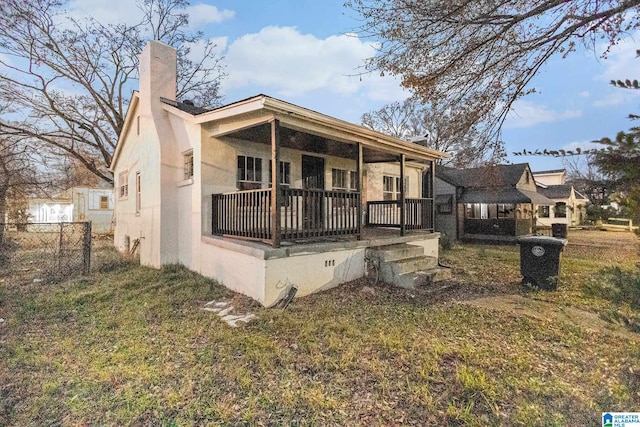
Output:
[0, 188, 7, 245]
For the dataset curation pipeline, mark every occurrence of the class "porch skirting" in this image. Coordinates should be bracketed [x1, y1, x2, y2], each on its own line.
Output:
[198, 232, 440, 307]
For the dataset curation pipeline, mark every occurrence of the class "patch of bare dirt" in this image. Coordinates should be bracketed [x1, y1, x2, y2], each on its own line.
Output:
[460, 294, 639, 341]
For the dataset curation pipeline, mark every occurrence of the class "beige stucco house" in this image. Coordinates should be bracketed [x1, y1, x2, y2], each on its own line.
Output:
[532, 169, 588, 226]
[110, 41, 448, 307]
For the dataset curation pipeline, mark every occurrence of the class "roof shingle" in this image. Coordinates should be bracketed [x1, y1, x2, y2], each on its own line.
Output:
[437, 163, 529, 188]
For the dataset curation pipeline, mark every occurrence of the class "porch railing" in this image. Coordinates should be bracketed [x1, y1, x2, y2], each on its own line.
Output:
[464, 218, 532, 236]
[366, 198, 434, 231]
[212, 188, 361, 242]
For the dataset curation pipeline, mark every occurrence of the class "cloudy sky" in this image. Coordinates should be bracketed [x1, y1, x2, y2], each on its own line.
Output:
[71, 0, 640, 171]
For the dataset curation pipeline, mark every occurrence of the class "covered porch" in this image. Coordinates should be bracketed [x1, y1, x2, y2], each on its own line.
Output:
[206, 99, 444, 247]
[459, 188, 554, 243]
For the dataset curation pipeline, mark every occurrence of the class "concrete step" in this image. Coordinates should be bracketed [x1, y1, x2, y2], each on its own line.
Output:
[379, 255, 438, 282]
[393, 267, 453, 290]
[366, 243, 424, 262]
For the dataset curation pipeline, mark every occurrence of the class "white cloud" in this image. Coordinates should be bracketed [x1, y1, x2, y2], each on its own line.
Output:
[560, 139, 602, 152]
[360, 73, 411, 102]
[187, 36, 228, 59]
[67, 0, 142, 26]
[185, 4, 235, 28]
[596, 31, 640, 82]
[222, 26, 408, 101]
[579, 90, 590, 97]
[593, 90, 629, 107]
[67, 1, 234, 29]
[504, 100, 582, 129]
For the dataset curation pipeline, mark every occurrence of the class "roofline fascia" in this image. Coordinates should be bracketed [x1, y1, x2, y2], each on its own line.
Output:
[110, 92, 140, 172]
[262, 97, 448, 161]
[167, 94, 448, 162]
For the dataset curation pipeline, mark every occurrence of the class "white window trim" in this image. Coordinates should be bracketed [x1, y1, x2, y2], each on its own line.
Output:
[135, 172, 141, 215]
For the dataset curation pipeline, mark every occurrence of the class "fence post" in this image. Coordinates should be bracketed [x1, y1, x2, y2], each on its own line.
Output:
[58, 222, 64, 272]
[83, 221, 92, 274]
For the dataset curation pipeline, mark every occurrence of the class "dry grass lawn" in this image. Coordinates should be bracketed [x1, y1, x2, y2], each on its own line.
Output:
[0, 229, 638, 425]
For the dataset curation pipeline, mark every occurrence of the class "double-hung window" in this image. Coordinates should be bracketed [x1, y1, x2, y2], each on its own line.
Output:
[332, 168, 347, 190]
[118, 171, 129, 199]
[135, 172, 141, 214]
[383, 175, 395, 200]
[349, 171, 358, 191]
[269, 160, 291, 186]
[183, 150, 194, 180]
[383, 175, 409, 200]
[237, 155, 263, 190]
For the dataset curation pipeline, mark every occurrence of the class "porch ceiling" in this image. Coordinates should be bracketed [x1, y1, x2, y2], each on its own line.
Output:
[225, 122, 422, 163]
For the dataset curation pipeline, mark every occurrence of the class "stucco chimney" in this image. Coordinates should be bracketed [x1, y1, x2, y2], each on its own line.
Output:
[139, 40, 177, 108]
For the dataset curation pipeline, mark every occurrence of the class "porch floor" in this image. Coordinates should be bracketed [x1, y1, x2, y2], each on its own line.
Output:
[461, 233, 525, 245]
[203, 227, 439, 260]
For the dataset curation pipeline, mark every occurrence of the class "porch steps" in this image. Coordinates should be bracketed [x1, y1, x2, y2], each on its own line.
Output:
[366, 243, 451, 290]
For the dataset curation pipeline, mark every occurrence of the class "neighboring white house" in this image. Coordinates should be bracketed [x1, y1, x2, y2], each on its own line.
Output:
[28, 187, 115, 232]
[532, 169, 588, 226]
[27, 196, 73, 223]
[110, 41, 448, 307]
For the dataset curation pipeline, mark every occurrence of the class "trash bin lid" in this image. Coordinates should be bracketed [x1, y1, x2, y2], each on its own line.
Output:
[517, 235, 568, 246]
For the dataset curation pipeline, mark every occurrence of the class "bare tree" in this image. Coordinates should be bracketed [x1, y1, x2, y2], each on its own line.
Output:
[0, 0, 225, 186]
[0, 136, 52, 242]
[361, 97, 500, 167]
[562, 155, 609, 205]
[347, 0, 640, 143]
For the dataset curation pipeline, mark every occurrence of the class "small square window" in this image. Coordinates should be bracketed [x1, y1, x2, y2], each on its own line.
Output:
[436, 195, 453, 214]
[539, 205, 550, 218]
[100, 196, 109, 209]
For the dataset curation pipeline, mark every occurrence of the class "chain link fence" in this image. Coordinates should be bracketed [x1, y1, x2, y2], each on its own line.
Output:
[0, 222, 92, 285]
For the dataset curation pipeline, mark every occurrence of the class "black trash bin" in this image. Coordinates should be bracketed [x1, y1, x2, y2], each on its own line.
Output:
[518, 236, 567, 290]
[551, 223, 568, 238]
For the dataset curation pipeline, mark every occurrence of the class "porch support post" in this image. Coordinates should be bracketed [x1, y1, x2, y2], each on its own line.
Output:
[431, 160, 436, 232]
[400, 154, 406, 236]
[356, 142, 363, 239]
[270, 118, 281, 248]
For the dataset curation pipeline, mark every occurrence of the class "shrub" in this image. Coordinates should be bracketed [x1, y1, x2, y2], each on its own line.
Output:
[440, 233, 453, 251]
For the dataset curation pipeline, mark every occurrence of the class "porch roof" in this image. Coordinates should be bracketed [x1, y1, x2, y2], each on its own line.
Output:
[459, 187, 554, 205]
[161, 94, 448, 163]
